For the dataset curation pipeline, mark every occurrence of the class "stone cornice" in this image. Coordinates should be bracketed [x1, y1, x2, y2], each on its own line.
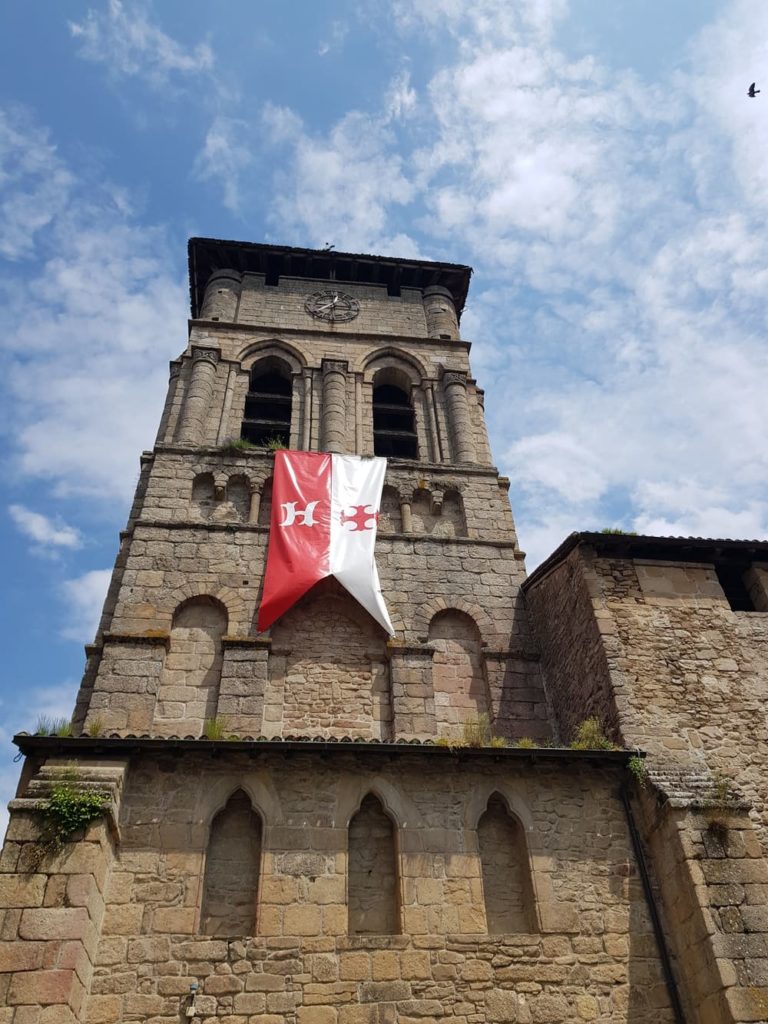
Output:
[187, 318, 473, 354]
[149, 444, 502, 478]
[14, 733, 639, 766]
[121, 519, 524, 552]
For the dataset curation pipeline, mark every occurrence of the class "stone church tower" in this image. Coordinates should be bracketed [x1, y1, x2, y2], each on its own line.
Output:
[3, 238, 767, 1022]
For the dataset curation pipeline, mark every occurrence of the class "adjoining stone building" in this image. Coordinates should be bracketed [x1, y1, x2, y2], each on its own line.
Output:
[0, 238, 766, 1023]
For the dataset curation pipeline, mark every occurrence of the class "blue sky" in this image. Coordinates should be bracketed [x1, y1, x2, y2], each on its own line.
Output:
[0, 0, 766, 817]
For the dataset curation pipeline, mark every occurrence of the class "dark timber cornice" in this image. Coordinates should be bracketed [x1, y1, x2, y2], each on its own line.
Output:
[188, 237, 472, 320]
[523, 531, 768, 591]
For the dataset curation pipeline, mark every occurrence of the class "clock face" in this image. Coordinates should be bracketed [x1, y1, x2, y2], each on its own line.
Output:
[305, 290, 360, 323]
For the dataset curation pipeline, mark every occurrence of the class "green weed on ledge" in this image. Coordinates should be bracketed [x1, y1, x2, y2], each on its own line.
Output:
[33, 769, 107, 865]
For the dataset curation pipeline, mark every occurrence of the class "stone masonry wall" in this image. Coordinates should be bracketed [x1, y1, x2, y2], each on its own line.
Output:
[525, 542, 768, 1022]
[74, 442, 543, 743]
[231, 278, 430, 338]
[77, 516, 541, 741]
[49, 748, 677, 1024]
[521, 548, 617, 745]
[0, 761, 124, 1023]
[348, 795, 398, 936]
[138, 451, 519, 544]
[593, 552, 768, 843]
[635, 789, 768, 1024]
[269, 585, 392, 741]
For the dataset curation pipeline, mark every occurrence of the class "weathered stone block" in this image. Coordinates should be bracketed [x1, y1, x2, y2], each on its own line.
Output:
[298, 1007, 338, 1024]
[84, 995, 124, 1023]
[0, 940, 45, 972]
[284, 904, 322, 936]
[18, 908, 88, 941]
[484, 989, 521, 1022]
[8, 968, 74, 1005]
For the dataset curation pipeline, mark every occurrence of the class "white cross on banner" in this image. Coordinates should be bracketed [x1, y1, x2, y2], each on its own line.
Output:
[257, 451, 395, 635]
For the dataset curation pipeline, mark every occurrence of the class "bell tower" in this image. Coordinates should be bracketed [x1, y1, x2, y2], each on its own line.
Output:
[1, 239, 675, 1024]
[67, 238, 544, 745]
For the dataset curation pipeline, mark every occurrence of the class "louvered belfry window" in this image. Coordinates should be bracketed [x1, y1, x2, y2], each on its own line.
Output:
[241, 360, 291, 447]
[372, 383, 417, 459]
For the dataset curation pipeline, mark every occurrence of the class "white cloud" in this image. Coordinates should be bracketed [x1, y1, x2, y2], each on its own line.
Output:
[318, 20, 349, 57]
[69, 0, 213, 89]
[25, 683, 80, 727]
[391, 0, 568, 43]
[8, 505, 81, 551]
[259, 102, 421, 255]
[685, 2, 768, 210]
[192, 116, 253, 213]
[8, 1, 763, 576]
[0, 106, 187, 505]
[247, 0, 768, 566]
[385, 70, 418, 121]
[60, 569, 112, 643]
[414, 2, 768, 564]
[0, 107, 74, 260]
[0, 681, 80, 838]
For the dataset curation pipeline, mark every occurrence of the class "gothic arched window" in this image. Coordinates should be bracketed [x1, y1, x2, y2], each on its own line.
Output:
[241, 358, 292, 447]
[372, 369, 417, 459]
[477, 794, 537, 934]
[200, 790, 262, 936]
[348, 794, 399, 935]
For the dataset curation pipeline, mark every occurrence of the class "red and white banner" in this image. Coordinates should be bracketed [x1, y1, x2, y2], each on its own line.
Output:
[257, 451, 394, 635]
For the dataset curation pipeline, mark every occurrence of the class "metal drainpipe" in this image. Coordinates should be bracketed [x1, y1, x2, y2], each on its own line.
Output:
[621, 784, 687, 1024]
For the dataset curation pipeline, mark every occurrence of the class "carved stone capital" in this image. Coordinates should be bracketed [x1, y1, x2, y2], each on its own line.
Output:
[168, 360, 182, 380]
[191, 346, 220, 366]
[442, 370, 468, 388]
[321, 358, 349, 376]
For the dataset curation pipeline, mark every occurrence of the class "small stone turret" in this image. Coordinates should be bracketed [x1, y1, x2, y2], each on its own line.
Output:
[423, 284, 459, 339]
[200, 268, 242, 321]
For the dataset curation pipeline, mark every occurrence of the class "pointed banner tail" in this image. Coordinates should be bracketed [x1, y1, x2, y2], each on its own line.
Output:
[258, 451, 394, 635]
[330, 455, 394, 635]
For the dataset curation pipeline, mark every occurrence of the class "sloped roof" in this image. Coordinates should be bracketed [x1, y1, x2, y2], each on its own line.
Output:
[524, 531, 768, 589]
[188, 237, 473, 320]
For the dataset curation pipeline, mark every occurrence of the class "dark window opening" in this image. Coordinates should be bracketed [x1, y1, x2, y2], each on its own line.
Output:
[715, 564, 756, 612]
[241, 363, 291, 447]
[264, 258, 280, 287]
[373, 383, 417, 459]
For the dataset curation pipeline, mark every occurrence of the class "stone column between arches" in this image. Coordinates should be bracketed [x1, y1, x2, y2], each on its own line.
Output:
[321, 358, 348, 454]
[177, 347, 220, 445]
[421, 380, 443, 462]
[443, 370, 476, 463]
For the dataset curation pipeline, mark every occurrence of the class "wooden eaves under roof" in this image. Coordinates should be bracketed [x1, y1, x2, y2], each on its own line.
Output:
[188, 237, 473, 321]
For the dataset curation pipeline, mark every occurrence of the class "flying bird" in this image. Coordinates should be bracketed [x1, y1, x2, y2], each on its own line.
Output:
[748, 82, 760, 97]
